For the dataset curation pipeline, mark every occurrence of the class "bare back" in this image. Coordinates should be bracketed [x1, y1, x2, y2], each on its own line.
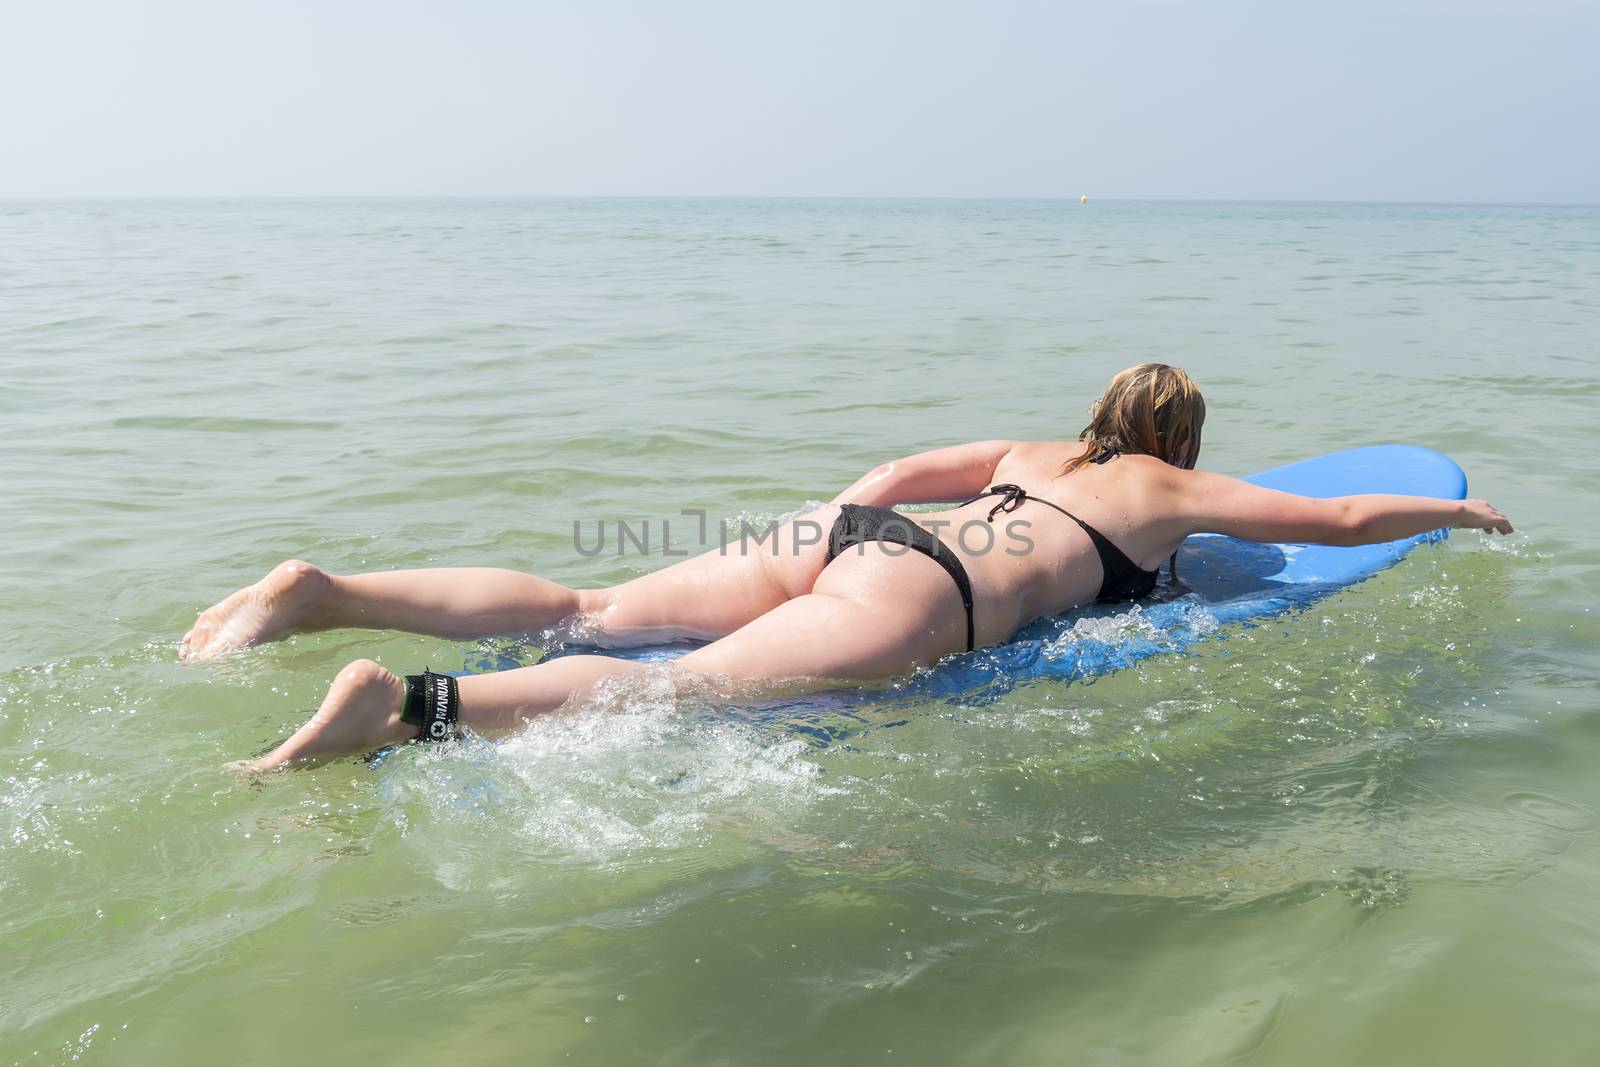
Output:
[908, 441, 1190, 646]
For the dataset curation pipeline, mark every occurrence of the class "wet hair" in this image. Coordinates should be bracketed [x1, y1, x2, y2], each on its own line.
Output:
[1061, 363, 1206, 476]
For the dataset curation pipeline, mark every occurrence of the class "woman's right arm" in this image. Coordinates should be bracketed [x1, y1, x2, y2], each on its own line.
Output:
[1179, 469, 1513, 546]
[829, 440, 1018, 508]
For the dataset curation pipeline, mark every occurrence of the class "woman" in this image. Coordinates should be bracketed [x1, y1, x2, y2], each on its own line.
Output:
[184, 365, 1512, 770]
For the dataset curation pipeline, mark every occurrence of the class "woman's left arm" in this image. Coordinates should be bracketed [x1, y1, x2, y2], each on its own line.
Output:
[1179, 469, 1514, 545]
[829, 440, 1019, 508]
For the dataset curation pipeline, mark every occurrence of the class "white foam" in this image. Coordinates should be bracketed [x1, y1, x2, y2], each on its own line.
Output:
[417, 680, 839, 861]
[1471, 531, 1545, 559]
[1039, 603, 1219, 661]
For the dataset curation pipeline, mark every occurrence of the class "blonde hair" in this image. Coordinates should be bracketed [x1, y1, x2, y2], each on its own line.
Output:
[1062, 363, 1206, 476]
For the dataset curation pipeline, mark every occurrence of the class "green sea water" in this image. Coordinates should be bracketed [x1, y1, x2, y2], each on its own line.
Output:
[2, 198, 1597, 1065]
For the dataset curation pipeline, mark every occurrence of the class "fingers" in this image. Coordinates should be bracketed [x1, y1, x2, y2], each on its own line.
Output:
[1464, 500, 1514, 536]
[1479, 503, 1513, 535]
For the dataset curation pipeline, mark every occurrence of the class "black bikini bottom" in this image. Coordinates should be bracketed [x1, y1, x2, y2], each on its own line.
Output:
[824, 504, 976, 652]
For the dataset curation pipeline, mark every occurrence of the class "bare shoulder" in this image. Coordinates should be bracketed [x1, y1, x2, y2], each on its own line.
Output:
[1116, 452, 1181, 473]
[1100, 454, 1191, 504]
[1157, 463, 1227, 502]
[996, 439, 1087, 467]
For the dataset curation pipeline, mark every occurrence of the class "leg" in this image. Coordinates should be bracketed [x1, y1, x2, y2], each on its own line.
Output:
[183, 507, 840, 661]
[449, 583, 957, 729]
[239, 547, 966, 771]
[238, 654, 646, 771]
[573, 508, 838, 647]
[180, 559, 588, 661]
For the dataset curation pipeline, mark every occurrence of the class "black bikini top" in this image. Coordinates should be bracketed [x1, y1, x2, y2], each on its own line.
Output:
[960, 464, 1162, 603]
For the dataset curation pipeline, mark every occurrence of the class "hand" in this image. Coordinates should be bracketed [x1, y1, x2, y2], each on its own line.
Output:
[1457, 499, 1513, 535]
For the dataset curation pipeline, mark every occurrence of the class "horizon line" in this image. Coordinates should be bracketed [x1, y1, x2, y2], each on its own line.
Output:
[1, 193, 1596, 208]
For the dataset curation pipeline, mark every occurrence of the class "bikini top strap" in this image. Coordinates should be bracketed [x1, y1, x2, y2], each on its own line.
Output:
[962, 481, 1166, 592]
[958, 484, 1091, 526]
[957, 484, 1029, 523]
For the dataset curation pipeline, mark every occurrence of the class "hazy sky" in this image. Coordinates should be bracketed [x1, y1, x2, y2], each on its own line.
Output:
[2, 0, 1595, 201]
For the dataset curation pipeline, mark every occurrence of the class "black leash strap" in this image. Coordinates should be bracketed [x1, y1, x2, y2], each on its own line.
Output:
[400, 669, 460, 742]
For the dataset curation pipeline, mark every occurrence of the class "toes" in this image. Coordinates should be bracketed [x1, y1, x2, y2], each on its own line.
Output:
[180, 610, 219, 658]
[183, 562, 330, 665]
[179, 631, 220, 662]
[239, 746, 293, 773]
[245, 722, 314, 771]
[225, 758, 270, 776]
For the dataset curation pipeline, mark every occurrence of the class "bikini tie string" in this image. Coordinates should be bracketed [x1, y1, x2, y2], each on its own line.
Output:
[980, 484, 1029, 523]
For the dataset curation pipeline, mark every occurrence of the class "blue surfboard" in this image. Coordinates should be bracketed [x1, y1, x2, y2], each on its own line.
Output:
[482, 445, 1464, 725]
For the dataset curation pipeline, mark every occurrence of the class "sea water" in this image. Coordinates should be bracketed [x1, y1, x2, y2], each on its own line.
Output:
[2, 198, 1598, 1064]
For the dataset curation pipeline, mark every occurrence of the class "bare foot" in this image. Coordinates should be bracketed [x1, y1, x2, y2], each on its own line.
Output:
[180, 560, 333, 661]
[233, 659, 415, 772]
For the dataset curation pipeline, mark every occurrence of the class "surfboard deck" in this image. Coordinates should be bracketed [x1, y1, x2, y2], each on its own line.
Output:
[488, 445, 1465, 722]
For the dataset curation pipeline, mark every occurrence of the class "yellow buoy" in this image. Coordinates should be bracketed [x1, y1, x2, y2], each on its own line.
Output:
[1080, 195, 1088, 204]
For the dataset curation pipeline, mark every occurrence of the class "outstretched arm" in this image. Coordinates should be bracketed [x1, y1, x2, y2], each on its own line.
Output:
[829, 440, 1018, 508]
[1181, 469, 1513, 546]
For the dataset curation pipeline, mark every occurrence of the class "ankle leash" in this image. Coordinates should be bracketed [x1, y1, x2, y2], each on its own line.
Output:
[400, 670, 460, 742]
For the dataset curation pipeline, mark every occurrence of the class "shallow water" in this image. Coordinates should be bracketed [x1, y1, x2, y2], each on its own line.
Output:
[2, 198, 1598, 1065]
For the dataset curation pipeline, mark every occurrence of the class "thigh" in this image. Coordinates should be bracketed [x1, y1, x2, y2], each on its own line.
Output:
[676, 557, 965, 685]
[578, 505, 842, 645]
